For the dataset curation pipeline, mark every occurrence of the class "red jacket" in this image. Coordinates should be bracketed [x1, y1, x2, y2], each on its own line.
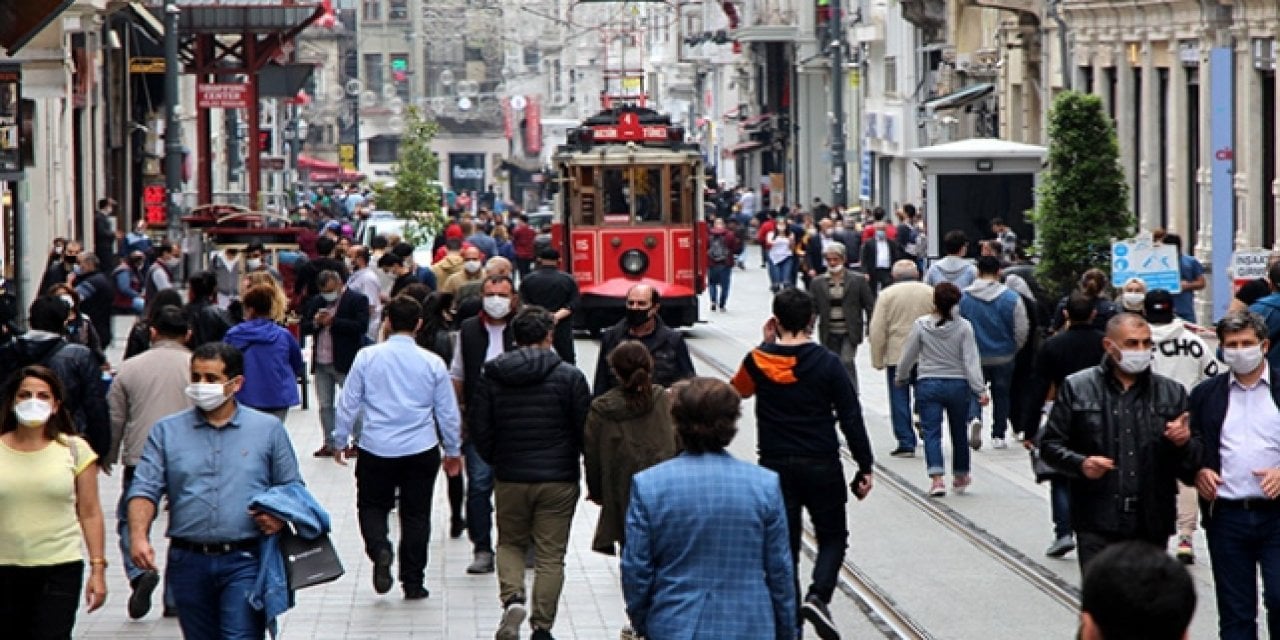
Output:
[757, 219, 776, 247]
[513, 224, 537, 259]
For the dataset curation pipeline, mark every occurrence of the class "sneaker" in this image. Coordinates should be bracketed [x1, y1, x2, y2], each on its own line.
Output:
[800, 594, 841, 640]
[450, 517, 467, 539]
[496, 599, 527, 640]
[468, 550, 496, 574]
[889, 447, 915, 458]
[127, 570, 160, 619]
[312, 445, 335, 457]
[992, 437, 1008, 450]
[710, 303, 717, 311]
[372, 549, 394, 594]
[1045, 535, 1076, 558]
[1176, 536, 1195, 564]
[403, 584, 429, 600]
[619, 624, 641, 640]
[952, 475, 971, 495]
[929, 478, 946, 497]
[530, 629, 555, 640]
[968, 418, 983, 451]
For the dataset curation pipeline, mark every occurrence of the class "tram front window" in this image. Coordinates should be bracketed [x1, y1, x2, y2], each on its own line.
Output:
[599, 166, 666, 224]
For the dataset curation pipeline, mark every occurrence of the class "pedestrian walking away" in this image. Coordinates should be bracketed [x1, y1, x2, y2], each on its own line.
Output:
[706, 217, 741, 311]
[731, 288, 875, 640]
[621, 378, 796, 640]
[470, 306, 592, 640]
[127, 342, 304, 639]
[959, 256, 1029, 451]
[1040, 312, 1201, 571]
[868, 260, 935, 457]
[223, 285, 305, 421]
[518, 248, 581, 364]
[334, 296, 463, 600]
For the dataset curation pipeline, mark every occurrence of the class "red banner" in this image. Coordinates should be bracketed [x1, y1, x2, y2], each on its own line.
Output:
[501, 97, 512, 140]
[524, 96, 542, 156]
[197, 83, 251, 109]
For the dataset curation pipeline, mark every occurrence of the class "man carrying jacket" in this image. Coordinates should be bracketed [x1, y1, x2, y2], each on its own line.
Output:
[1040, 312, 1201, 571]
[471, 306, 591, 640]
[959, 256, 1028, 451]
[593, 284, 696, 397]
[301, 270, 370, 457]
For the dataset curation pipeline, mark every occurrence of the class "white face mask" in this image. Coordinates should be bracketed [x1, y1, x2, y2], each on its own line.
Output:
[827, 263, 844, 273]
[1121, 291, 1145, 311]
[483, 295, 511, 319]
[1114, 348, 1153, 374]
[1223, 346, 1265, 376]
[464, 259, 483, 274]
[58, 294, 75, 310]
[320, 291, 339, 303]
[246, 258, 263, 271]
[185, 382, 231, 411]
[13, 398, 53, 428]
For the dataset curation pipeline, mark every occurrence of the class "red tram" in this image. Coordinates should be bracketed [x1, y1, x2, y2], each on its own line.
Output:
[552, 107, 707, 332]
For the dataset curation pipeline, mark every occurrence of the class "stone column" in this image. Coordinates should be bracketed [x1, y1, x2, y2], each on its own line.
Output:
[1167, 41, 1190, 239]
[1139, 37, 1162, 231]
[1115, 38, 1138, 217]
[1195, 31, 1215, 262]
[1234, 28, 1259, 248]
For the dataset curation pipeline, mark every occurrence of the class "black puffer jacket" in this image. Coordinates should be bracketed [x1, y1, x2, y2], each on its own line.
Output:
[471, 346, 591, 483]
[1040, 358, 1198, 537]
[1, 335, 111, 462]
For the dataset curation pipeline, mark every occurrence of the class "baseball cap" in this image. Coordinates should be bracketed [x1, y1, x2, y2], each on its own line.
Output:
[1143, 289, 1175, 324]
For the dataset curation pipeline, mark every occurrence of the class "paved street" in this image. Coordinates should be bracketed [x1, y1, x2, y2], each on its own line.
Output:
[75, 264, 1224, 639]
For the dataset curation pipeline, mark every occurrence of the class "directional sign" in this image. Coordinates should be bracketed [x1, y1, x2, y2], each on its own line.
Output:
[1111, 238, 1182, 293]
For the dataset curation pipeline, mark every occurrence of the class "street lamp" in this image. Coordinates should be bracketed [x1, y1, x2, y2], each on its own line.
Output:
[287, 117, 309, 202]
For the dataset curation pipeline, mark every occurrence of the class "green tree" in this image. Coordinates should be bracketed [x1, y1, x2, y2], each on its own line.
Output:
[1031, 91, 1133, 297]
[376, 106, 447, 246]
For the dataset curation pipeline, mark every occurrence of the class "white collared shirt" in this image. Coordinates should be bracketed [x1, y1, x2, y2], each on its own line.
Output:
[1219, 364, 1280, 500]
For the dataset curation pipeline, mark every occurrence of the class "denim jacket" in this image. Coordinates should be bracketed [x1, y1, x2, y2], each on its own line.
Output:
[248, 483, 331, 637]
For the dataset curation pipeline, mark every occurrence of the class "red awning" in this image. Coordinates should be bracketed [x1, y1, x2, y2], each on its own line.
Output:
[728, 141, 765, 154]
[740, 113, 773, 129]
[297, 154, 340, 170]
[308, 169, 366, 184]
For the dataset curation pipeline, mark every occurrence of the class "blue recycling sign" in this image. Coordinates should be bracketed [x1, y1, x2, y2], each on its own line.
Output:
[1111, 238, 1182, 293]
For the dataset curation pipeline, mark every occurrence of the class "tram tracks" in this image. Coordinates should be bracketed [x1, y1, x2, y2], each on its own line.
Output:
[686, 341, 1080, 638]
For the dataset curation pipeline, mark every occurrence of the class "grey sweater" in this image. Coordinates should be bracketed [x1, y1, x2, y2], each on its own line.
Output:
[895, 311, 986, 395]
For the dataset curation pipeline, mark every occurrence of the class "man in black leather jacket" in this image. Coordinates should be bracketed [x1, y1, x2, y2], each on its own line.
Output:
[470, 306, 591, 640]
[1041, 312, 1201, 571]
[593, 284, 695, 397]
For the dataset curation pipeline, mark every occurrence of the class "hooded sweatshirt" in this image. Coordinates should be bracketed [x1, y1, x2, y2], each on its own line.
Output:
[1150, 321, 1221, 391]
[959, 278, 1028, 364]
[223, 318, 305, 410]
[470, 346, 591, 483]
[731, 341, 874, 471]
[925, 255, 978, 289]
[896, 311, 986, 396]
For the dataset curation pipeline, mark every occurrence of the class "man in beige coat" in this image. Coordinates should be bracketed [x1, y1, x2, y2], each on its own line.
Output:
[868, 260, 935, 457]
[105, 305, 193, 620]
[808, 242, 876, 391]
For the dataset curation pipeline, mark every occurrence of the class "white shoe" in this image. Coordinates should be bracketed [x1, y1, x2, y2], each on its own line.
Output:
[968, 419, 983, 451]
[992, 437, 1008, 450]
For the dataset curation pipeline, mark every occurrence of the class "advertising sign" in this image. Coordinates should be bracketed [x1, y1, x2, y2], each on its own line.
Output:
[449, 153, 486, 194]
[1111, 235, 1182, 293]
[197, 83, 251, 109]
[0, 65, 21, 179]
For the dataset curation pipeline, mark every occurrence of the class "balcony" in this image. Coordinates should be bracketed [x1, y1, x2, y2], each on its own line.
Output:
[734, 0, 800, 43]
[899, 0, 946, 42]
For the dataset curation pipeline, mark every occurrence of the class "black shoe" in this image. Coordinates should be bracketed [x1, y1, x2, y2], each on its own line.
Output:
[372, 549, 394, 594]
[450, 518, 467, 539]
[530, 628, 555, 640]
[127, 570, 160, 619]
[162, 606, 179, 618]
[801, 594, 841, 640]
[889, 447, 915, 458]
[403, 585, 429, 600]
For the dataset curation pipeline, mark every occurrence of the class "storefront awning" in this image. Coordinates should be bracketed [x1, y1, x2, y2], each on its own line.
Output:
[0, 0, 76, 56]
[728, 141, 765, 155]
[924, 83, 995, 111]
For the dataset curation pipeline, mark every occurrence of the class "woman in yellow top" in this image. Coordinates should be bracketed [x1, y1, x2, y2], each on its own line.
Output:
[0, 365, 107, 638]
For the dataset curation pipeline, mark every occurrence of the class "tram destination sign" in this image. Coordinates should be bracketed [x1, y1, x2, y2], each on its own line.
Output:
[590, 112, 669, 143]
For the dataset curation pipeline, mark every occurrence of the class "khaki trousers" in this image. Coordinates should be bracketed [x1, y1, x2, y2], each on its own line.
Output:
[494, 481, 580, 631]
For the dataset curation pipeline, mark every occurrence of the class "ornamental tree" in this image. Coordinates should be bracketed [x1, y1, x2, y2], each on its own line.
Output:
[376, 106, 448, 245]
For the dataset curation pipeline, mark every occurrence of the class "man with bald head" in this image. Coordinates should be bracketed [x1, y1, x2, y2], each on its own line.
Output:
[592, 284, 696, 396]
[1040, 312, 1202, 571]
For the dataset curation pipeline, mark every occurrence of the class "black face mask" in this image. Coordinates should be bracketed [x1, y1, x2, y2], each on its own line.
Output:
[63, 255, 79, 265]
[625, 308, 652, 328]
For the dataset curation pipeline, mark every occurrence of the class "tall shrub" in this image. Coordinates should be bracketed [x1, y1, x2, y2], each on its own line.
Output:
[377, 107, 447, 245]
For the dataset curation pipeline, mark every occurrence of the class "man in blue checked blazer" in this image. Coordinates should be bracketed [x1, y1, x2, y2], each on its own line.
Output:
[621, 378, 796, 640]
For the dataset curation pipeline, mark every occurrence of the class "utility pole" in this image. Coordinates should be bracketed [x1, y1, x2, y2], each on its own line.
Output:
[163, 0, 183, 242]
[829, 0, 848, 207]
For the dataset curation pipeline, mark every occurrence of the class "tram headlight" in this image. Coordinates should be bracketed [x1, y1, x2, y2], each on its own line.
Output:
[620, 249, 649, 276]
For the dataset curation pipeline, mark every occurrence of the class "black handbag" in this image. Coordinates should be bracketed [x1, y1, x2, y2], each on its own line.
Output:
[279, 530, 344, 591]
[1029, 446, 1061, 483]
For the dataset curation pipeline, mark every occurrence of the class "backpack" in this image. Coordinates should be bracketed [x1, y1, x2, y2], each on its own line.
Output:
[708, 233, 730, 264]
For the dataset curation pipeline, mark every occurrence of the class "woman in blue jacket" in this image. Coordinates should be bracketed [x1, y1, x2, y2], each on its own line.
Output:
[224, 284, 305, 421]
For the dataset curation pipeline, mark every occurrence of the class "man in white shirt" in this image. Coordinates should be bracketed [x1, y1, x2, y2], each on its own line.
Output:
[1190, 310, 1280, 638]
[346, 245, 383, 341]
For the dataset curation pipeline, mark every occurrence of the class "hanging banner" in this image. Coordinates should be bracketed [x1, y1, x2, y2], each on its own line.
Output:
[524, 96, 542, 156]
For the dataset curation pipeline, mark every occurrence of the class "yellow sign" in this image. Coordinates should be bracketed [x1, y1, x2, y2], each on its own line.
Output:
[622, 77, 642, 92]
[848, 70, 860, 88]
[130, 57, 165, 74]
[338, 144, 356, 171]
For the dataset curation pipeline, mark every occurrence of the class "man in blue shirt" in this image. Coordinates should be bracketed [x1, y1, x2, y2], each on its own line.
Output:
[1163, 233, 1205, 323]
[127, 342, 302, 640]
[334, 296, 463, 599]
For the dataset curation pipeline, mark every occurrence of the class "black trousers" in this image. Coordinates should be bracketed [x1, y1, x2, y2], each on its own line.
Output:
[1076, 530, 1169, 572]
[759, 455, 849, 605]
[355, 446, 441, 589]
[0, 561, 83, 639]
[448, 473, 465, 523]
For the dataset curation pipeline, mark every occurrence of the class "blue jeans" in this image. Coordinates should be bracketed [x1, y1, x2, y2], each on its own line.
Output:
[464, 441, 495, 553]
[968, 360, 1015, 439]
[886, 367, 917, 450]
[768, 257, 793, 290]
[1050, 478, 1071, 539]
[167, 546, 264, 640]
[1205, 505, 1280, 639]
[916, 378, 973, 477]
[708, 265, 732, 308]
